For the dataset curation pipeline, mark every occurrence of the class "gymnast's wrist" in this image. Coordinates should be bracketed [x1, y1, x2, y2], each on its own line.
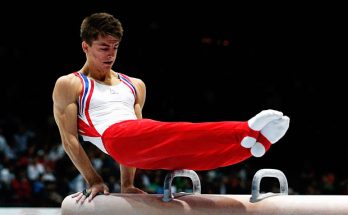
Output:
[121, 182, 133, 189]
[87, 175, 104, 187]
[121, 184, 134, 193]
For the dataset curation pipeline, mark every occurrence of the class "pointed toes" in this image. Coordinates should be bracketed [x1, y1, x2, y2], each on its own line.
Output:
[248, 109, 284, 131]
[261, 115, 290, 144]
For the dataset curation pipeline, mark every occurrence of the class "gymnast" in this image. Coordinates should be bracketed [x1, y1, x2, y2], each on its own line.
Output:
[52, 12, 290, 204]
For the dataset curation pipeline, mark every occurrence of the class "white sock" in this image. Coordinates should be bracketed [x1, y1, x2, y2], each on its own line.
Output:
[251, 142, 266, 157]
[261, 116, 290, 144]
[248, 109, 283, 131]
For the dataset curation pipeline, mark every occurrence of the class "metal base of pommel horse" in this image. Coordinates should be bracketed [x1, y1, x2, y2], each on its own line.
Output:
[61, 169, 348, 215]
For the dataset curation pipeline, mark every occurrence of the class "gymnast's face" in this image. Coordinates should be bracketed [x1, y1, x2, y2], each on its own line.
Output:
[83, 34, 120, 72]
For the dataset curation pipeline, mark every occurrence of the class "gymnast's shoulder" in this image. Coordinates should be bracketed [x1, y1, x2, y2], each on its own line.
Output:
[53, 73, 82, 98]
[123, 73, 146, 93]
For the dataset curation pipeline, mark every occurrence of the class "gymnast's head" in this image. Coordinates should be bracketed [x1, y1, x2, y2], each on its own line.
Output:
[80, 12, 124, 46]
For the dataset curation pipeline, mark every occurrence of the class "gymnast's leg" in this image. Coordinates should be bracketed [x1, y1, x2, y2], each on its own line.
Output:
[102, 110, 289, 170]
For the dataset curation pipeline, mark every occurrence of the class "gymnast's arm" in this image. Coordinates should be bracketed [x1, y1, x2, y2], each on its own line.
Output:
[52, 75, 109, 201]
[119, 77, 147, 194]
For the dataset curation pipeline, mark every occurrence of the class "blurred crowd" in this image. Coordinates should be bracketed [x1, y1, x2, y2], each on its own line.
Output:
[1, 115, 348, 207]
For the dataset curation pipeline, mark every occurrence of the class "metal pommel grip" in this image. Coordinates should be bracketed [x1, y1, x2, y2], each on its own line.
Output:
[162, 170, 201, 202]
[251, 168, 288, 202]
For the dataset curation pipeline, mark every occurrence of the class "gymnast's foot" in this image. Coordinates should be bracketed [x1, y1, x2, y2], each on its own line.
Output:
[250, 116, 290, 157]
[241, 109, 283, 148]
[248, 109, 283, 131]
[241, 110, 290, 157]
[261, 116, 290, 144]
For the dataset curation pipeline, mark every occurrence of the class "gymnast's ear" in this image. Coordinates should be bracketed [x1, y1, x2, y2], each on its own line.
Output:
[82, 41, 88, 53]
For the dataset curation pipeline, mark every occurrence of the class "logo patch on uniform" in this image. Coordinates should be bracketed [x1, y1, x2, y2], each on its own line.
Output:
[110, 88, 118, 94]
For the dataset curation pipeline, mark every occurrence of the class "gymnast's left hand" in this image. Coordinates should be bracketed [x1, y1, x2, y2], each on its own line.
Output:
[122, 185, 147, 194]
[71, 182, 110, 204]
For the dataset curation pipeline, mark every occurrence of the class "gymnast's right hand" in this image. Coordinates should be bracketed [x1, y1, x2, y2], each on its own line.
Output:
[71, 182, 110, 204]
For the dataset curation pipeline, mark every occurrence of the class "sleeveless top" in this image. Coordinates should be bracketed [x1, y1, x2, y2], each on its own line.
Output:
[73, 72, 137, 154]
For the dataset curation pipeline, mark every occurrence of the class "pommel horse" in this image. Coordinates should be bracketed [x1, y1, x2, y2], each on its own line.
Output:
[62, 169, 348, 215]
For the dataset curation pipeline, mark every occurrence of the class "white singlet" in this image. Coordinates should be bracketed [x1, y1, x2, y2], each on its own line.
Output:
[73, 72, 137, 154]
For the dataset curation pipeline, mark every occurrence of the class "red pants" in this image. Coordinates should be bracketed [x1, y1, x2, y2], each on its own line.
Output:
[102, 119, 271, 170]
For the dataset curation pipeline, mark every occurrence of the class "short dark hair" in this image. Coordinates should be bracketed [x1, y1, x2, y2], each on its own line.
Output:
[80, 12, 124, 45]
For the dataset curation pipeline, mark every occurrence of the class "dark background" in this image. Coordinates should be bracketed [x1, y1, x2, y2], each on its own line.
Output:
[0, 1, 346, 188]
